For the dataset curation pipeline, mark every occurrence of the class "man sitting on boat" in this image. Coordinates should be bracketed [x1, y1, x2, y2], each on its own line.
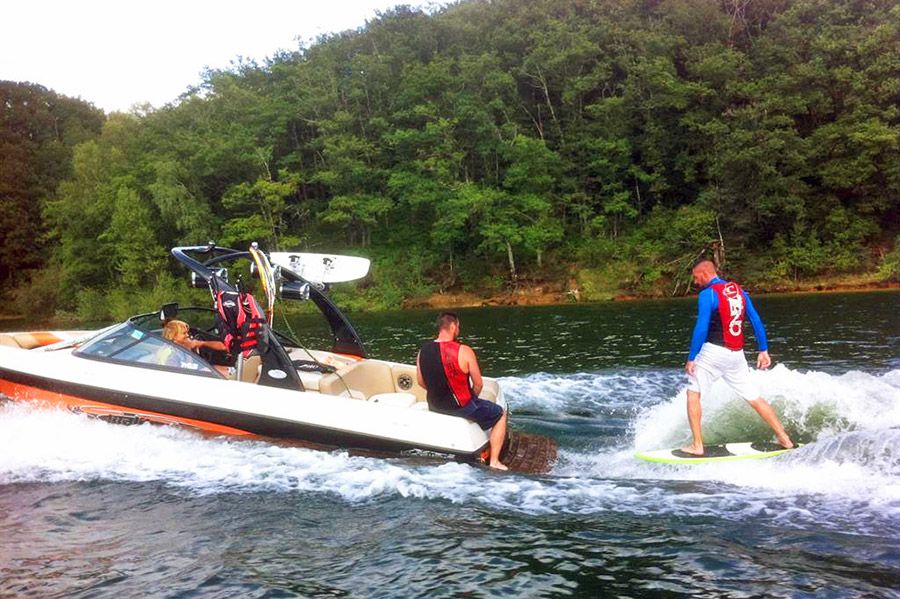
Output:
[416, 312, 509, 470]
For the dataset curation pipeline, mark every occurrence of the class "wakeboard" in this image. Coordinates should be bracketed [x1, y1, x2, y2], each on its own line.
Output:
[635, 441, 798, 464]
[269, 252, 370, 284]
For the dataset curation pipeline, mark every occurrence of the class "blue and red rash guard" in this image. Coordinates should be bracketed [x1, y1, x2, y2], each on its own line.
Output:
[418, 341, 473, 412]
[688, 277, 768, 361]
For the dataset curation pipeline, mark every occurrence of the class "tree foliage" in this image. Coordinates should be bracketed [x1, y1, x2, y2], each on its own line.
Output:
[4, 0, 899, 313]
[0, 82, 103, 282]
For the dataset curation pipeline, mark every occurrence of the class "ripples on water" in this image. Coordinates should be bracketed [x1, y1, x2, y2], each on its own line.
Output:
[2, 291, 899, 597]
[348, 290, 900, 375]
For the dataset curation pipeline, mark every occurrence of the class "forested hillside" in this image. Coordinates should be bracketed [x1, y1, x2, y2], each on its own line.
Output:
[0, 83, 104, 283]
[4, 0, 899, 318]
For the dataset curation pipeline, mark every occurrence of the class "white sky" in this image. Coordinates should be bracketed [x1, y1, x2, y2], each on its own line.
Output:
[1, 0, 433, 113]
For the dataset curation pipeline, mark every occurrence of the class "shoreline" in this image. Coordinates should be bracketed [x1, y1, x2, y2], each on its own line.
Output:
[405, 280, 900, 310]
[2, 281, 897, 323]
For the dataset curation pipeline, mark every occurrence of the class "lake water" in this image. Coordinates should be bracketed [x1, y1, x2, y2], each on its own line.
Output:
[2, 290, 898, 597]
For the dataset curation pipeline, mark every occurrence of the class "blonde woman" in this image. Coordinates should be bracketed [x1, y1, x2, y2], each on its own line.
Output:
[161, 320, 230, 376]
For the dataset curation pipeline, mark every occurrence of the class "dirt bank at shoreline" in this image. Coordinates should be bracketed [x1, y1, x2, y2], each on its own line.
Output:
[2, 280, 896, 322]
[404, 279, 900, 309]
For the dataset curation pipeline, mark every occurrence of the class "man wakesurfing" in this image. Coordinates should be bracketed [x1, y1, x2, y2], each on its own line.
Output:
[683, 260, 794, 456]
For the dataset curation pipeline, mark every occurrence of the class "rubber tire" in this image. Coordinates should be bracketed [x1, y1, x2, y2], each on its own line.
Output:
[500, 431, 558, 474]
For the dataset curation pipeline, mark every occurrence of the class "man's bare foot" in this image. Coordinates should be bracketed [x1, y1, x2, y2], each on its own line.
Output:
[489, 461, 509, 471]
[679, 445, 704, 456]
[776, 434, 794, 449]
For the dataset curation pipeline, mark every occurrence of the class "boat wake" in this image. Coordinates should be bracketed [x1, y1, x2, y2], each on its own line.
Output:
[513, 365, 900, 534]
[1, 365, 898, 536]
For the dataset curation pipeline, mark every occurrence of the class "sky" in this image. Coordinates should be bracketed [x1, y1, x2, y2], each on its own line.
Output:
[1, 0, 433, 114]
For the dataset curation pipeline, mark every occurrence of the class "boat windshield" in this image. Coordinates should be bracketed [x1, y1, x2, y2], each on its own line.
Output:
[74, 323, 220, 378]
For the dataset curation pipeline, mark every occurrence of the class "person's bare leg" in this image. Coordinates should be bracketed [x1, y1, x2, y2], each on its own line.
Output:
[489, 410, 509, 470]
[747, 398, 794, 448]
[681, 390, 705, 455]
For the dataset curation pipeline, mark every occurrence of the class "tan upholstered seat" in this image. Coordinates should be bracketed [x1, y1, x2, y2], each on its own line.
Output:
[315, 359, 430, 405]
[368, 392, 417, 408]
[0, 332, 64, 350]
[389, 364, 426, 402]
[0, 334, 20, 348]
[297, 370, 322, 391]
[237, 354, 262, 384]
[317, 360, 395, 400]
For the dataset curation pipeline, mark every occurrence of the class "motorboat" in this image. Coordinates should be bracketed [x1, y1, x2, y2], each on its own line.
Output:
[0, 244, 556, 474]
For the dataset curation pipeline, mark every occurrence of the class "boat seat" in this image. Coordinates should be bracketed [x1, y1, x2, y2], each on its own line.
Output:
[389, 364, 427, 402]
[237, 354, 262, 384]
[0, 334, 19, 348]
[0, 332, 63, 350]
[317, 360, 396, 400]
[297, 370, 321, 391]
[368, 392, 417, 408]
[480, 379, 500, 403]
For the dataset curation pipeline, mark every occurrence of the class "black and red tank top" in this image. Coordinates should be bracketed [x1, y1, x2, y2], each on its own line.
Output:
[707, 281, 746, 350]
[418, 340, 473, 411]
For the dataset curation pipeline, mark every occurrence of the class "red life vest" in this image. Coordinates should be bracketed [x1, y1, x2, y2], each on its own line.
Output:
[709, 281, 746, 350]
[216, 290, 267, 358]
[438, 341, 473, 407]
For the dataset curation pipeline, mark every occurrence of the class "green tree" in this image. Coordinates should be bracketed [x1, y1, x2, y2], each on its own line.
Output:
[0, 81, 103, 283]
[101, 186, 165, 286]
[221, 175, 304, 249]
[17, 0, 900, 311]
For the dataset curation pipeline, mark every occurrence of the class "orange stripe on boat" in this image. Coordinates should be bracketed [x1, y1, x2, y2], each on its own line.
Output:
[30, 332, 64, 347]
[335, 353, 364, 361]
[0, 379, 254, 437]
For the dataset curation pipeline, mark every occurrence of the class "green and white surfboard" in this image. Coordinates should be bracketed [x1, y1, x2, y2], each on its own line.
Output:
[635, 442, 798, 464]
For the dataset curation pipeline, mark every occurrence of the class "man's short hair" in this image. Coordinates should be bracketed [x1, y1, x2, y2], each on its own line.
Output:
[692, 259, 717, 273]
[436, 311, 459, 331]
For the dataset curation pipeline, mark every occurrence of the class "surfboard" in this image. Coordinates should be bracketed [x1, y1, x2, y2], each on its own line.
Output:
[635, 441, 798, 464]
[269, 252, 370, 284]
[249, 243, 277, 324]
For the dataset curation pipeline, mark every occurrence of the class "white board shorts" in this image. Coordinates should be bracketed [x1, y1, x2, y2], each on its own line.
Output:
[687, 343, 760, 401]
